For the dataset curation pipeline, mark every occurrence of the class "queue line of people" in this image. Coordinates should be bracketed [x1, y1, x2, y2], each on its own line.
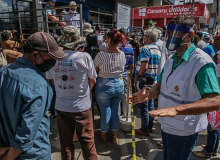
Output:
[1, 13, 220, 160]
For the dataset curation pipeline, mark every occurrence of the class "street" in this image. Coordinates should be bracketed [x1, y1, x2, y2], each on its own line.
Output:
[50, 106, 220, 160]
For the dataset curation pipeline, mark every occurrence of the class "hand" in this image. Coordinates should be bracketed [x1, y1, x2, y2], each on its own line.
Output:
[0, 147, 10, 159]
[20, 35, 24, 42]
[149, 107, 178, 117]
[59, 22, 66, 27]
[128, 89, 149, 105]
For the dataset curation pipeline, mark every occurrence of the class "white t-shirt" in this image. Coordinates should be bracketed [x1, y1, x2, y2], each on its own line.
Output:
[46, 51, 97, 113]
[217, 64, 220, 77]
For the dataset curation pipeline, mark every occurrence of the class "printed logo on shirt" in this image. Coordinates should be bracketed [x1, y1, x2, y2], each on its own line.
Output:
[55, 74, 61, 80]
[69, 75, 76, 82]
[174, 85, 179, 92]
[60, 59, 72, 66]
[54, 67, 60, 73]
[61, 67, 68, 73]
[69, 85, 74, 89]
[69, 67, 76, 74]
[171, 85, 181, 97]
[63, 85, 67, 89]
[62, 75, 68, 81]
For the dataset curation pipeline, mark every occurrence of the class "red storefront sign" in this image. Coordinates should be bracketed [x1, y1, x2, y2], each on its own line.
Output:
[132, 3, 208, 21]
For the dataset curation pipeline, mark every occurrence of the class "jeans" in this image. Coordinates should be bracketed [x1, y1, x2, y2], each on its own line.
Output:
[138, 99, 154, 132]
[162, 131, 198, 160]
[56, 109, 97, 160]
[95, 77, 124, 132]
[203, 128, 219, 156]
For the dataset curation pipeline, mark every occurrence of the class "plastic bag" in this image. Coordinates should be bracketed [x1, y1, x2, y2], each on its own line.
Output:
[208, 111, 220, 130]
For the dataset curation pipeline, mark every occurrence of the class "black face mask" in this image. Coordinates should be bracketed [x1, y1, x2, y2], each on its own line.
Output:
[36, 54, 56, 72]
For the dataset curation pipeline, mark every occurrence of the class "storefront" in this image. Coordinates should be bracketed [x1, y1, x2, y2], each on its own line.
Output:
[131, 3, 210, 29]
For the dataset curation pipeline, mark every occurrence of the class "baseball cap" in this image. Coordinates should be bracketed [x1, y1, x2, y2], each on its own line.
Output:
[50, 0, 56, 2]
[69, 1, 76, 6]
[25, 32, 67, 61]
[214, 33, 220, 40]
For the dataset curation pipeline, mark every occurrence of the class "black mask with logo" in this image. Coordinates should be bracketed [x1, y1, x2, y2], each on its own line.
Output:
[35, 53, 56, 72]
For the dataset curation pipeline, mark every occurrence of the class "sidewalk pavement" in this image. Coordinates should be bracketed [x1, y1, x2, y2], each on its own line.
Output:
[50, 106, 220, 160]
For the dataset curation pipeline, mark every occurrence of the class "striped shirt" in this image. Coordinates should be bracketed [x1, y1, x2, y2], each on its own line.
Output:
[94, 51, 126, 78]
[135, 43, 161, 81]
[119, 43, 134, 78]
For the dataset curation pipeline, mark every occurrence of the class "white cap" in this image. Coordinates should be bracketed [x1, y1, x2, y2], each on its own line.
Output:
[69, 1, 77, 6]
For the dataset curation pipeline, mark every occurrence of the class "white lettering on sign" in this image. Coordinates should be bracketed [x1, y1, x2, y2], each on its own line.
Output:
[147, 9, 167, 14]
[146, 6, 198, 15]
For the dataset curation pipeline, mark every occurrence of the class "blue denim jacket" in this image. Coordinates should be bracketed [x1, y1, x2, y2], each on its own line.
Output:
[0, 57, 52, 160]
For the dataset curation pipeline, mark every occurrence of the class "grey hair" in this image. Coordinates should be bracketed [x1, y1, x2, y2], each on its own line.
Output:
[1, 30, 12, 41]
[144, 28, 159, 42]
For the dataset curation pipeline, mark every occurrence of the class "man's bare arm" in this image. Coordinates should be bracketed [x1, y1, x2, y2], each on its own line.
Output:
[89, 78, 96, 90]
[149, 93, 220, 117]
[3, 50, 23, 60]
[48, 13, 59, 22]
[1, 147, 22, 160]
[138, 62, 148, 77]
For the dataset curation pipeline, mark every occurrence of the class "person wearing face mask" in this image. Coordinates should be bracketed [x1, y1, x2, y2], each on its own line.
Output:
[134, 28, 161, 136]
[203, 33, 220, 58]
[128, 15, 220, 160]
[46, 26, 98, 160]
[62, 1, 80, 30]
[0, 32, 67, 160]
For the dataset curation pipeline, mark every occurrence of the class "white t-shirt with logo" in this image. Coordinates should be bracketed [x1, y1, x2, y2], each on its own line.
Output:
[46, 51, 97, 113]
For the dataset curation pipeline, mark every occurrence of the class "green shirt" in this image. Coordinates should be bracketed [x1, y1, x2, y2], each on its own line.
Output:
[158, 44, 220, 97]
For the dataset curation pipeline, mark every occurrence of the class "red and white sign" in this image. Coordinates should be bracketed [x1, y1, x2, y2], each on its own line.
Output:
[132, 3, 209, 22]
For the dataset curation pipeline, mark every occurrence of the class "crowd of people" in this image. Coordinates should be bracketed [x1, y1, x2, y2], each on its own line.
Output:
[0, 1, 220, 160]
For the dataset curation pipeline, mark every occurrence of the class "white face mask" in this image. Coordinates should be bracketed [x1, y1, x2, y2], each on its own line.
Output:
[69, 10, 76, 14]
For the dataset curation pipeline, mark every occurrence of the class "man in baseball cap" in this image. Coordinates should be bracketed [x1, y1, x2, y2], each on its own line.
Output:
[203, 33, 220, 58]
[46, 26, 97, 160]
[62, 1, 80, 29]
[0, 32, 66, 159]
